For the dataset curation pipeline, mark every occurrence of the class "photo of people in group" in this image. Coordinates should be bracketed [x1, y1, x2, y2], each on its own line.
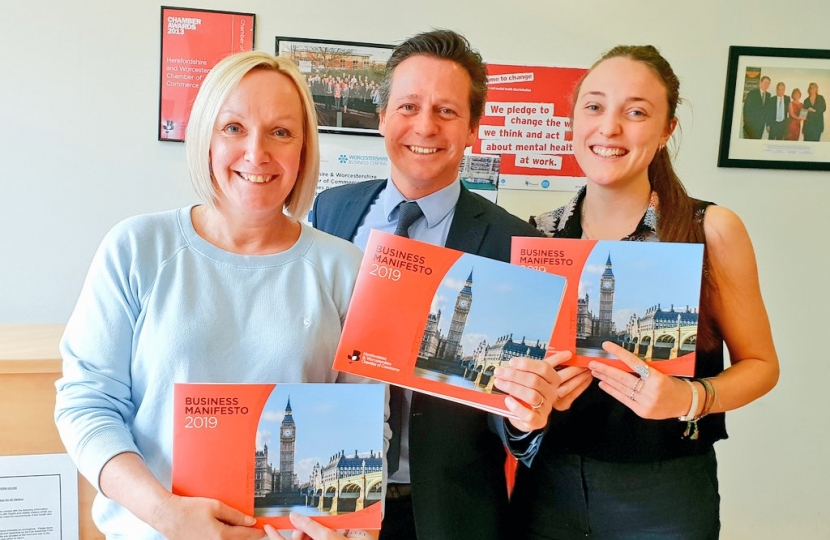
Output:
[739, 66, 828, 142]
[276, 37, 394, 134]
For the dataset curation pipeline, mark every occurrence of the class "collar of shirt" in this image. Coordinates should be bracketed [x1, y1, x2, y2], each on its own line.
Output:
[382, 178, 461, 229]
[351, 178, 461, 252]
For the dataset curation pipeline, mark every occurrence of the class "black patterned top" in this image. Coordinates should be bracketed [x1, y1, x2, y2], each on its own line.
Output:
[530, 186, 727, 462]
[532, 186, 661, 242]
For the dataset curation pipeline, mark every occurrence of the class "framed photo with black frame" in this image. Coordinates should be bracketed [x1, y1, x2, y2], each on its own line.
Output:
[275, 37, 395, 136]
[717, 45, 830, 171]
[159, 6, 255, 142]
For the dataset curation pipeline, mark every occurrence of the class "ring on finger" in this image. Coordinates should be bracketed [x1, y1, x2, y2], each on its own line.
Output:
[627, 389, 636, 400]
[634, 364, 650, 379]
[633, 378, 645, 393]
[531, 397, 546, 410]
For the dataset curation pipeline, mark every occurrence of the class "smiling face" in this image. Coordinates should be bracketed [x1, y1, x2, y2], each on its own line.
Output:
[379, 55, 477, 198]
[209, 69, 304, 221]
[808, 83, 818, 98]
[572, 57, 675, 191]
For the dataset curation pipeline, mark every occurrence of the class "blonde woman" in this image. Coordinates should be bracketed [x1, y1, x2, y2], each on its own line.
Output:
[56, 51, 375, 540]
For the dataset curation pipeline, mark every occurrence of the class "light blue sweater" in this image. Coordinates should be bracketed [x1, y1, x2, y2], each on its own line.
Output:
[55, 206, 364, 538]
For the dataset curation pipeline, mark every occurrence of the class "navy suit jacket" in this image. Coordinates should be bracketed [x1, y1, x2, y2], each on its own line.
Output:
[742, 88, 774, 139]
[313, 179, 542, 540]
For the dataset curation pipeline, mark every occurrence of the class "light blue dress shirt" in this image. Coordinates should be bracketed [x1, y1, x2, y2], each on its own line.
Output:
[351, 179, 459, 484]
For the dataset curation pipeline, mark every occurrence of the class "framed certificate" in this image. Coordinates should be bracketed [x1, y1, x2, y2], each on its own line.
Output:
[158, 6, 255, 142]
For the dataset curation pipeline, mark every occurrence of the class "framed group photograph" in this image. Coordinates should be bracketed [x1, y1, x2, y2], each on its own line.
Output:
[717, 45, 830, 171]
[158, 6, 255, 142]
[276, 37, 395, 136]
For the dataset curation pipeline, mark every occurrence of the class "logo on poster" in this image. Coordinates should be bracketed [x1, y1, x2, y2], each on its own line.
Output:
[342, 155, 389, 167]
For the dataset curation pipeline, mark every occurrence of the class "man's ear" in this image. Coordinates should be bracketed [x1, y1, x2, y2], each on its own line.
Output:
[466, 121, 478, 148]
[379, 110, 387, 137]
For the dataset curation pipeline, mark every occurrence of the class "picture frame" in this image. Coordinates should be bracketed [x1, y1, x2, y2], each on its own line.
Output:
[276, 37, 395, 136]
[717, 45, 830, 171]
[159, 6, 255, 142]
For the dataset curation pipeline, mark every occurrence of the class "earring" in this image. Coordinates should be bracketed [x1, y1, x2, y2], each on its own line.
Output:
[658, 143, 666, 152]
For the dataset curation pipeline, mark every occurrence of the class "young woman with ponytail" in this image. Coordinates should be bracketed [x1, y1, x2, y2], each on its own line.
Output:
[513, 45, 779, 540]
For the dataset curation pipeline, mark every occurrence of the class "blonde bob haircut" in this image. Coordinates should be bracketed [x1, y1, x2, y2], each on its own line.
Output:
[185, 50, 320, 220]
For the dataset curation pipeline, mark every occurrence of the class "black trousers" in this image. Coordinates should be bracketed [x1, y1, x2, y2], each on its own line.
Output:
[511, 449, 720, 540]
[769, 120, 788, 140]
[380, 494, 418, 540]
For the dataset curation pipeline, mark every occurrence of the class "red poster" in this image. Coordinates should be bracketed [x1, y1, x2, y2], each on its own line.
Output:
[159, 7, 255, 141]
[473, 64, 587, 191]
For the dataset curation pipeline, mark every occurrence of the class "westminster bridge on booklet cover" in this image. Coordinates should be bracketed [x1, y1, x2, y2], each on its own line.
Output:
[580, 321, 698, 361]
[416, 334, 547, 394]
[256, 452, 382, 515]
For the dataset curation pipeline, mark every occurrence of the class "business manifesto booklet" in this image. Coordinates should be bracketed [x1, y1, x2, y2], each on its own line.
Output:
[333, 230, 568, 418]
[511, 237, 705, 377]
[172, 382, 385, 531]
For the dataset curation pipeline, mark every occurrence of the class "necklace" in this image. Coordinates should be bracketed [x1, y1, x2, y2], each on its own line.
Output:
[580, 199, 648, 240]
[580, 202, 594, 239]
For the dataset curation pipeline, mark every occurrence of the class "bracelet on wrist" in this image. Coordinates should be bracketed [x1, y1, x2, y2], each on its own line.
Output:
[696, 377, 716, 418]
[678, 378, 699, 421]
[678, 378, 700, 440]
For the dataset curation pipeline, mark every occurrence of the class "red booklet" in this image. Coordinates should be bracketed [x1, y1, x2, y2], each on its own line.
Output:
[511, 237, 705, 377]
[172, 383, 385, 530]
[333, 230, 567, 417]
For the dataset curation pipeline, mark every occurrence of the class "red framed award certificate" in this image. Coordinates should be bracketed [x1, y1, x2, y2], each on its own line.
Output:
[158, 7, 255, 142]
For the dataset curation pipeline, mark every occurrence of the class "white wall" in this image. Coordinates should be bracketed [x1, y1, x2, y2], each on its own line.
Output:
[1, 1, 827, 536]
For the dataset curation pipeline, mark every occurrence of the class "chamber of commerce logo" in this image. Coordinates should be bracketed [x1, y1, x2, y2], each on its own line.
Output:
[347, 350, 362, 363]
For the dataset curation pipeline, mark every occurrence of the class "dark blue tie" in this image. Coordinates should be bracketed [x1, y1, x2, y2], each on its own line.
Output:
[387, 201, 423, 474]
[393, 201, 423, 238]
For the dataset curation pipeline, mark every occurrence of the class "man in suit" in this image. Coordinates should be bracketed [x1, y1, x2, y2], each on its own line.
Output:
[313, 30, 589, 540]
[742, 75, 773, 139]
[768, 82, 791, 140]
